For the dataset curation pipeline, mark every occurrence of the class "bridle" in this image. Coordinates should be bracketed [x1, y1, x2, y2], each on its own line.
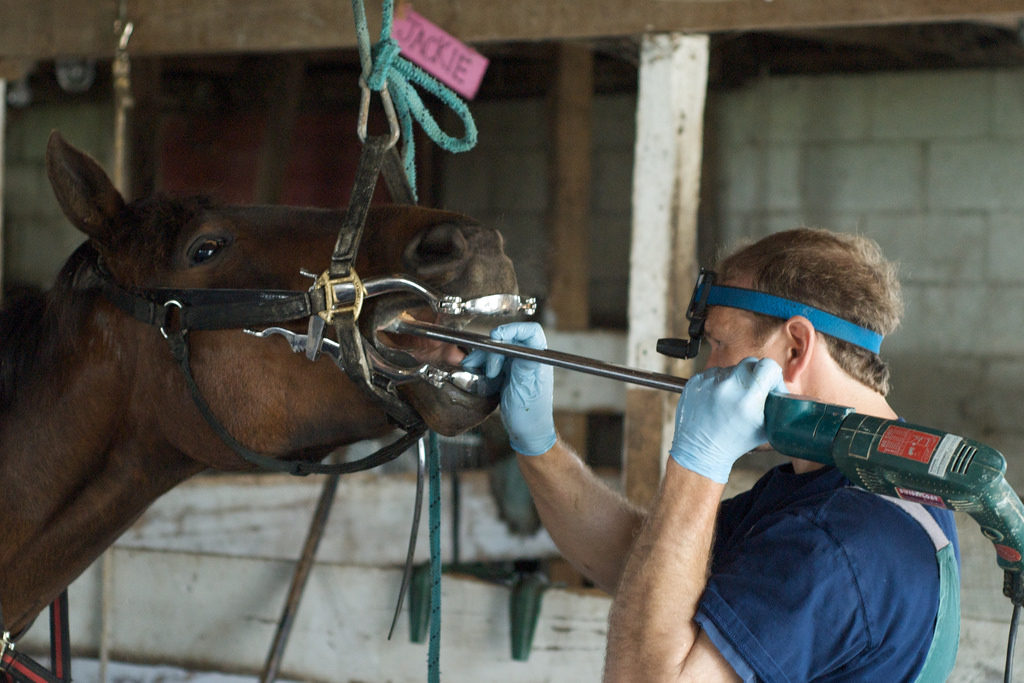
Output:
[79, 136, 431, 476]
[0, 138, 424, 683]
[1, 3, 500, 676]
[0, 137, 485, 683]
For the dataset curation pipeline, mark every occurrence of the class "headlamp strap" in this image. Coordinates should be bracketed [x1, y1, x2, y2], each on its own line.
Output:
[707, 285, 883, 354]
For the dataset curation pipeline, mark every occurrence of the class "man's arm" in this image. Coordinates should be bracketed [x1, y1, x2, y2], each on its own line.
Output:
[605, 358, 788, 682]
[517, 440, 645, 593]
[604, 463, 739, 682]
[464, 322, 646, 592]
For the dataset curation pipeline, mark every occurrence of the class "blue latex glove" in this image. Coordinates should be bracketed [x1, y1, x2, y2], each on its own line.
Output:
[462, 322, 557, 456]
[669, 357, 788, 484]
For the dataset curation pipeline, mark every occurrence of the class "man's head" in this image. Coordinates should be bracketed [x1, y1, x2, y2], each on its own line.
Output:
[710, 228, 903, 395]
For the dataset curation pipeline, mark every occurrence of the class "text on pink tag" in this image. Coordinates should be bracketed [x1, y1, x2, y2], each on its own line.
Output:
[391, 9, 489, 100]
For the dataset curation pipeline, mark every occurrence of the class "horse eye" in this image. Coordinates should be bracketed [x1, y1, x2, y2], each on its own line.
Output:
[188, 237, 227, 265]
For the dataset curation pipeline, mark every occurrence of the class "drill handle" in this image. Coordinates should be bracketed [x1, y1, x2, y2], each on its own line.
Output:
[763, 393, 853, 465]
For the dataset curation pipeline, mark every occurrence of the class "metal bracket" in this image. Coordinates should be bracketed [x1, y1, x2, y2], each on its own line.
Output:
[0, 629, 14, 663]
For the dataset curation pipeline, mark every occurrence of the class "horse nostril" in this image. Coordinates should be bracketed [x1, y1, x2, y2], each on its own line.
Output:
[403, 223, 469, 276]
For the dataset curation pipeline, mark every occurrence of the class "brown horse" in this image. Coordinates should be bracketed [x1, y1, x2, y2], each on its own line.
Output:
[0, 133, 521, 639]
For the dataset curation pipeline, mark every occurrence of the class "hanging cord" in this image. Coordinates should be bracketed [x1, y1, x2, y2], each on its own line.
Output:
[1004, 571, 1024, 682]
[1007, 602, 1020, 683]
[112, 7, 134, 196]
[428, 431, 442, 683]
[100, 12, 134, 683]
[350, 0, 477, 199]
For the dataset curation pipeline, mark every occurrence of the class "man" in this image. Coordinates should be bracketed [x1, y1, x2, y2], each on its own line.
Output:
[464, 228, 960, 681]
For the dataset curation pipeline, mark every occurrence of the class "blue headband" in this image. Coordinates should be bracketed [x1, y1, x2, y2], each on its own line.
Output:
[706, 285, 884, 354]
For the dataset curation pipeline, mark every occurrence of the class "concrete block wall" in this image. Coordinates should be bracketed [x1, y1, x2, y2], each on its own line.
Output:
[2, 102, 113, 288]
[711, 69, 1024, 680]
[712, 67, 1024, 478]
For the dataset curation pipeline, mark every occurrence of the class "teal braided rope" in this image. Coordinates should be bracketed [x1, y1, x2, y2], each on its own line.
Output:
[350, 0, 478, 199]
[428, 430, 442, 682]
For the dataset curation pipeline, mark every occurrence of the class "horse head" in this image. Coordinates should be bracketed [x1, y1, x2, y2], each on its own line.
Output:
[43, 131, 520, 470]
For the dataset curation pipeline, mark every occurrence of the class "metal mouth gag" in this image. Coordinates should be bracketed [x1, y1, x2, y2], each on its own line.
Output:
[308, 270, 537, 320]
[247, 273, 537, 396]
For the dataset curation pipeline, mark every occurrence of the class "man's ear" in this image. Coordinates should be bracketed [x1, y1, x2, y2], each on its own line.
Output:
[780, 316, 816, 383]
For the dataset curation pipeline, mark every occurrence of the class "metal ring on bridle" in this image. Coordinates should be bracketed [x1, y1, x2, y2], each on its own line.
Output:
[357, 78, 401, 150]
[159, 299, 184, 339]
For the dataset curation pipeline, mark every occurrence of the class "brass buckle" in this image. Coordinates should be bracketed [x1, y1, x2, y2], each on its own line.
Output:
[317, 269, 366, 323]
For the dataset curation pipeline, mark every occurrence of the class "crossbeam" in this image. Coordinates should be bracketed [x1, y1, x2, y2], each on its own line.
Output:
[1, 0, 1022, 61]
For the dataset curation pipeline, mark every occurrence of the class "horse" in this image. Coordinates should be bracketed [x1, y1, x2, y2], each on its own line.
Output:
[0, 132, 522, 641]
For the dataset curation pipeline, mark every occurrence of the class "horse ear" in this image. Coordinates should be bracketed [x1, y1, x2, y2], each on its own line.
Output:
[45, 131, 126, 245]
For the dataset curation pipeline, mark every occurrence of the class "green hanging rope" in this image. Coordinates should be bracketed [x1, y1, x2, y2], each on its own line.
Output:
[351, 0, 478, 199]
[428, 430, 442, 682]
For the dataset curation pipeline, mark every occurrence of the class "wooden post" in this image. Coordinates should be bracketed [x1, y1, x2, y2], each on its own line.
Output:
[255, 55, 305, 204]
[0, 77, 5, 303]
[547, 42, 593, 459]
[623, 34, 708, 506]
[127, 57, 162, 200]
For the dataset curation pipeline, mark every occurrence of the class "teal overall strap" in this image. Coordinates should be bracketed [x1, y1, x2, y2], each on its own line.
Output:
[886, 498, 961, 682]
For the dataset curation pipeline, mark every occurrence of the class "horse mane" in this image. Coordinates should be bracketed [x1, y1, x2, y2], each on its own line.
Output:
[0, 244, 99, 417]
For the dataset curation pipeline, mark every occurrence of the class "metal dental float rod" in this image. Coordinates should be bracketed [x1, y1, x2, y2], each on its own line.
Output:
[391, 319, 688, 394]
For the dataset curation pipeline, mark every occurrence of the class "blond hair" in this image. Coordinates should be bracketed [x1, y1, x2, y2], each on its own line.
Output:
[717, 228, 903, 395]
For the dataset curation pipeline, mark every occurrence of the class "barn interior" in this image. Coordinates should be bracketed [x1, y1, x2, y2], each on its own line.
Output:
[4, 2, 1024, 680]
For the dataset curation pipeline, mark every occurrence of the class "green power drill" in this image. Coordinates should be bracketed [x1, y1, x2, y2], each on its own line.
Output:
[764, 394, 1024, 581]
[762, 394, 1024, 679]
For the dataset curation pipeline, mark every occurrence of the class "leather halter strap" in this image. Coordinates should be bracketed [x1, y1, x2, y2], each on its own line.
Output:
[165, 326, 423, 476]
[77, 136, 427, 476]
[79, 252, 424, 476]
[76, 248, 321, 333]
[325, 136, 425, 432]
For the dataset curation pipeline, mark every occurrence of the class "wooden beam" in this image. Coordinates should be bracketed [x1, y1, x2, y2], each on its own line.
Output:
[623, 34, 707, 506]
[2, 1, 1023, 60]
[546, 42, 594, 588]
[547, 42, 592, 333]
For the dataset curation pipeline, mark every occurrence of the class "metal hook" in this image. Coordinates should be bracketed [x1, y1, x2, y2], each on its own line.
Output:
[115, 19, 134, 52]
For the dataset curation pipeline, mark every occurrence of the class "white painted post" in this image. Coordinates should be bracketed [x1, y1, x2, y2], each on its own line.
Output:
[623, 34, 708, 503]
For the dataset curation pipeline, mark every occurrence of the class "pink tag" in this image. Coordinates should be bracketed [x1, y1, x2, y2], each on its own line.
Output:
[391, 9, 489, 100]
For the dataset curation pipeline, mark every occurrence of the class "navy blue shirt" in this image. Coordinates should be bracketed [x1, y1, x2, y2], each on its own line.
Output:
[695, 465, 960, 682]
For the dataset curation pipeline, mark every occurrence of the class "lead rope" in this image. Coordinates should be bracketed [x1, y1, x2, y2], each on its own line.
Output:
[427, 431, 442, 683]
[348, 4, 480, 678]
[350, 0, 477, 199]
